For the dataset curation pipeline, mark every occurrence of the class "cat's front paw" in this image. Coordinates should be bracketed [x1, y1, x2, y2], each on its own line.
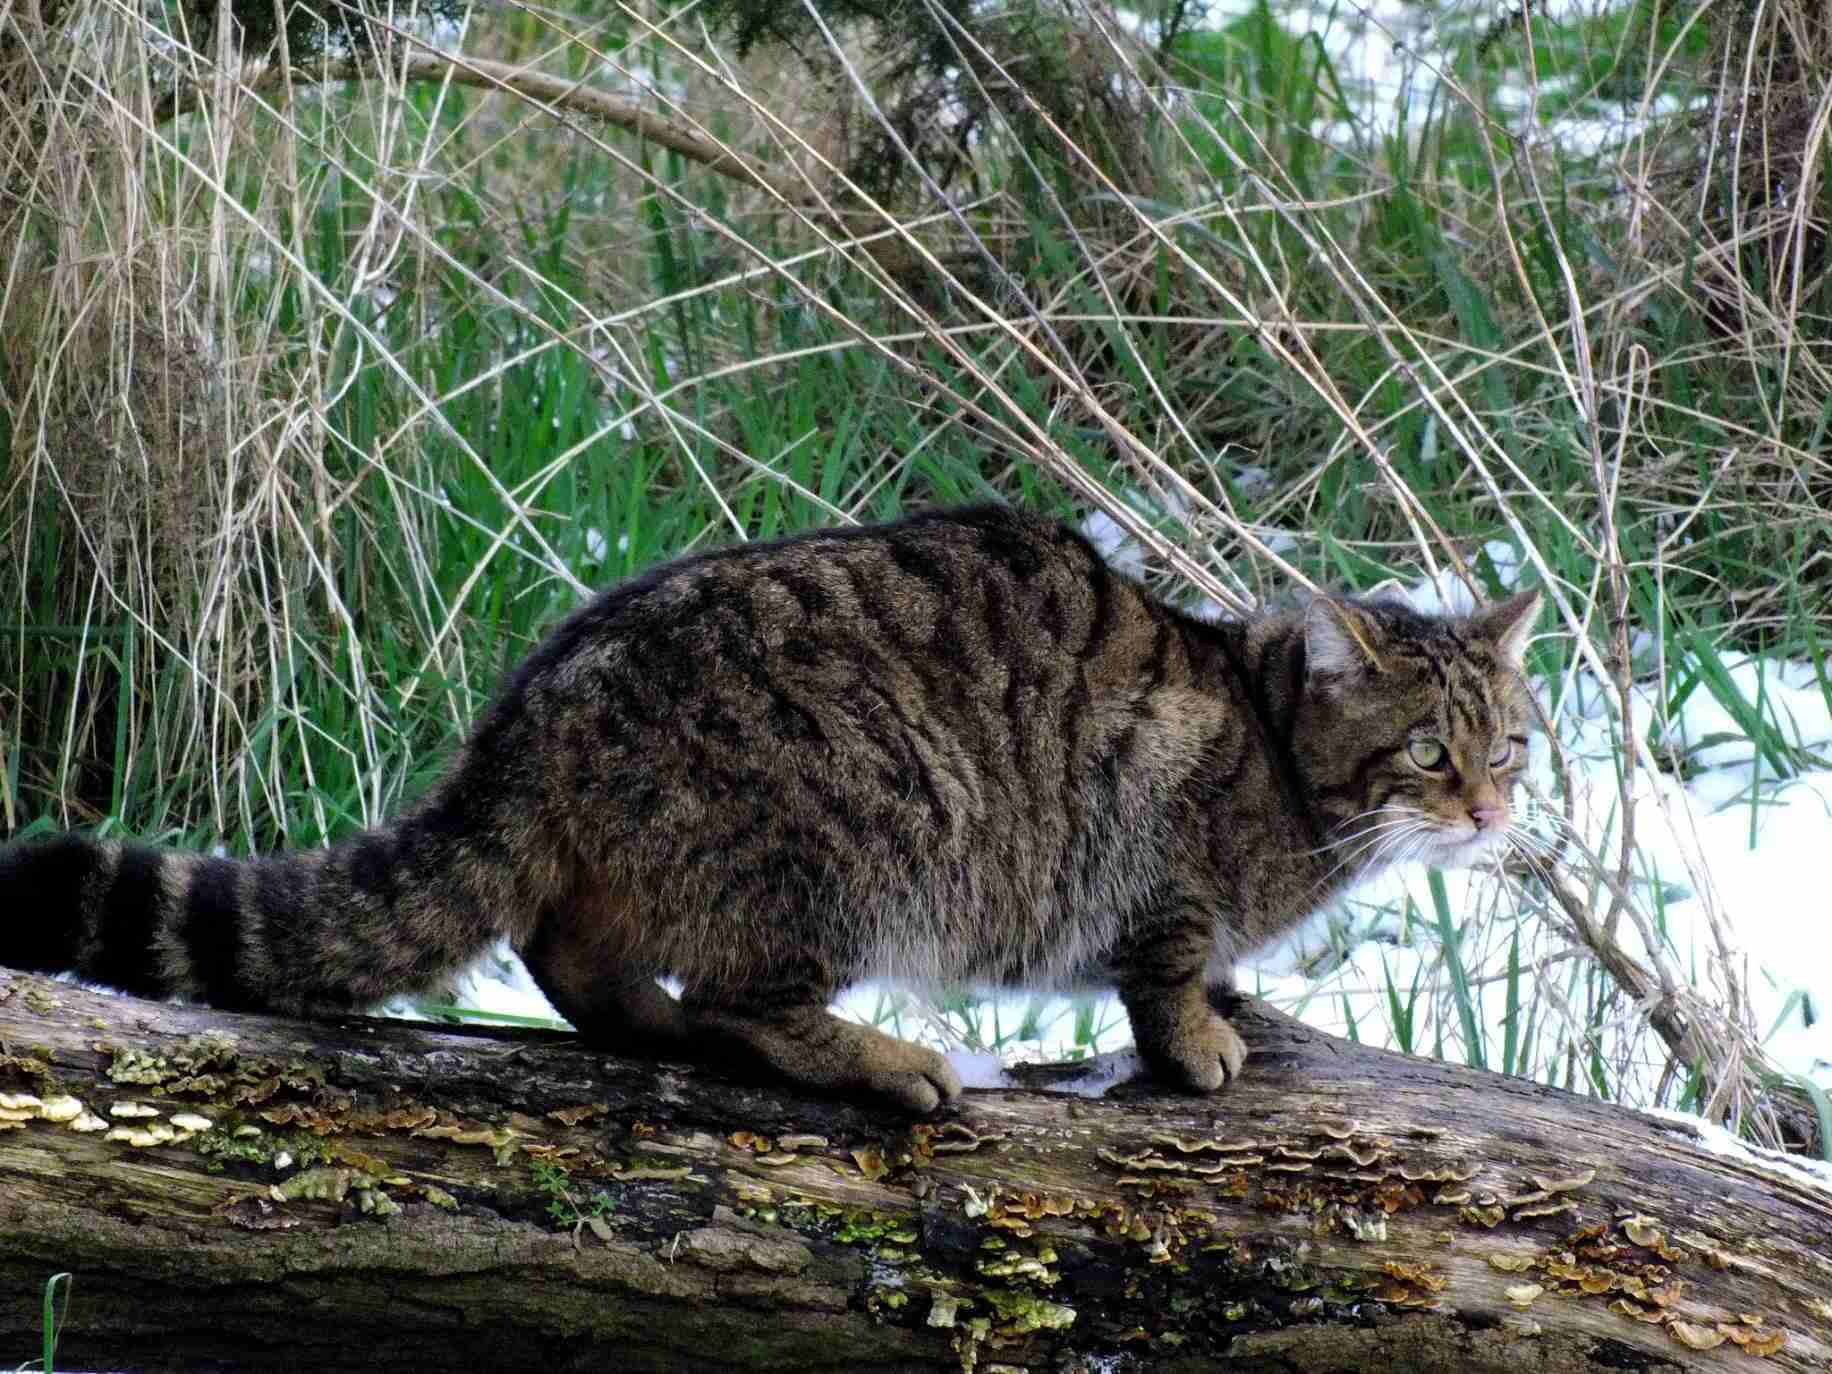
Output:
[1163, 1009, 1249, 1091]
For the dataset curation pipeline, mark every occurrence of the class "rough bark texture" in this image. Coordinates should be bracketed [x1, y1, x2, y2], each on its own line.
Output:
[1, 968, 1828, 1374]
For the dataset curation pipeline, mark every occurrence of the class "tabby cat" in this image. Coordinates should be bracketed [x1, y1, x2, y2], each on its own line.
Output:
[0, 506, 1539, 1111]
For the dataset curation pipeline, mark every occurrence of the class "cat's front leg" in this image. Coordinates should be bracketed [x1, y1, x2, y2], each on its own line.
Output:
[1115, 907, 1249, 1091]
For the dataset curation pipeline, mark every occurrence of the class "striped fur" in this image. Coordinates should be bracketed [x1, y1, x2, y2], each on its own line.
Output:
[0, 506, 1540, 1111]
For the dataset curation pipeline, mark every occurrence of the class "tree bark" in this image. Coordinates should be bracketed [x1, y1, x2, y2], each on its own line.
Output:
[1, 968, 1828, 1374]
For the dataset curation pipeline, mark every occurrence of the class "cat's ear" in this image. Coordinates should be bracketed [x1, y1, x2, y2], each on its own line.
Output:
[1305, 597, 1387, 679]
[1473, 589, 1541, 671]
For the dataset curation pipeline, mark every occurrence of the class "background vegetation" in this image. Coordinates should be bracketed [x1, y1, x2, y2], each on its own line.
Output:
[1, 0, 1827, 1145]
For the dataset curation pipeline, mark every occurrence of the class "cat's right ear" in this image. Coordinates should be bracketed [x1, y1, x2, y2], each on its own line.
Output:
[1305, 598, 1387, 680]
[1472, 589, 1541, 672]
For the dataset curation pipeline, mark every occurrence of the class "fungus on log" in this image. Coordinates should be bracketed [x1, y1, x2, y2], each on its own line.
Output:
[1, 968, 1829, 1373]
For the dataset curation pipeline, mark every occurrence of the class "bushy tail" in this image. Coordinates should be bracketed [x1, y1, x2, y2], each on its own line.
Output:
[0, 815, 536, 1014]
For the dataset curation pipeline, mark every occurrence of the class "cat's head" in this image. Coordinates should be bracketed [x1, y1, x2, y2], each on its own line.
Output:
[1297, 588, 1541, 874]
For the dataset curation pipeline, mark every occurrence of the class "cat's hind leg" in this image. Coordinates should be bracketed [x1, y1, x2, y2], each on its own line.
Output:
[681, 965, 962, 1113]
[521, 897, 689, 1052]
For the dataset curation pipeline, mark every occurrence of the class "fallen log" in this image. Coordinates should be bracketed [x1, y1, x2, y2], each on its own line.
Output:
[1, 968, 1827, 1373]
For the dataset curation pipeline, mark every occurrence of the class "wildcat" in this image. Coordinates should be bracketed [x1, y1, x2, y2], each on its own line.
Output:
[0, 505, 1539, 1112]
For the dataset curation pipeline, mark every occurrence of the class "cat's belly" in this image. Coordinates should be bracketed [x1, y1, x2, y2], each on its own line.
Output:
[852, 890, 1135, 991]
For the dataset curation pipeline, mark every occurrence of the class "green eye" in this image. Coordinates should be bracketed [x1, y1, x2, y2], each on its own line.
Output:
[1407, 738, 1447, 770]
[1490, 738, 1515, 768]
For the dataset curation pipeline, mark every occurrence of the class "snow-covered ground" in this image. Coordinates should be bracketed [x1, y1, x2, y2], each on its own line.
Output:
[1137, 0, 1697, 155]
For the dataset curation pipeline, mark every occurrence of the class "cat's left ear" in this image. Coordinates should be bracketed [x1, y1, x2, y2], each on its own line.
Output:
[1472, 589, 1541, 671]
[1306, 597, 1388, 679]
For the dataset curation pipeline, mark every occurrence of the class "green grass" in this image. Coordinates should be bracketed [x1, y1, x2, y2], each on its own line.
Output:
[13, 1272, 71, 1374]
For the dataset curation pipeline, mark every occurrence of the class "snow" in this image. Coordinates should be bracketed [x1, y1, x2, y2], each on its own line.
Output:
[1157, 0, 1694, 158]
[1650, 1109, 1832, 1192]
[379, 944, 558, 1027]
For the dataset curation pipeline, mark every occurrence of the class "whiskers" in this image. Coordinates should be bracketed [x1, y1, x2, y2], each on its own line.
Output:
[1306, 807, 1443, 896]
[1300, 795, 1586, 912]
[1490, 804, 1585, 890]
[1315, 804, 1554, 885]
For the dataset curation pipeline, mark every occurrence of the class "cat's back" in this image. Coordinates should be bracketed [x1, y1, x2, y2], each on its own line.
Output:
[473, 505, 1187, 882]
[568, 502, 1105, 654]
[506, 503, 1137, 724]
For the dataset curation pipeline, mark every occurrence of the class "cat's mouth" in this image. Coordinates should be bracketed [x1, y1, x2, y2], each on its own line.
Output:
[1346, 811, 1510, 876]
[1421, 821, 1509, 867]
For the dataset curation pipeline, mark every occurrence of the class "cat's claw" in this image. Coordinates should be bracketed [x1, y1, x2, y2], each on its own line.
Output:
[1176, 1010, 1249, 1091]
[865, 1046, 963, 1113]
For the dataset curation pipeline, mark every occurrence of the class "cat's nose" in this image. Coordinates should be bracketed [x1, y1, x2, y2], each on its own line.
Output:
[1469, 804, 1504, 830]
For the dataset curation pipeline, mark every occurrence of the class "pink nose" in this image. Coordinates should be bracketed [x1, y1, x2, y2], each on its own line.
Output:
[1470, 805, 1504, 830]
